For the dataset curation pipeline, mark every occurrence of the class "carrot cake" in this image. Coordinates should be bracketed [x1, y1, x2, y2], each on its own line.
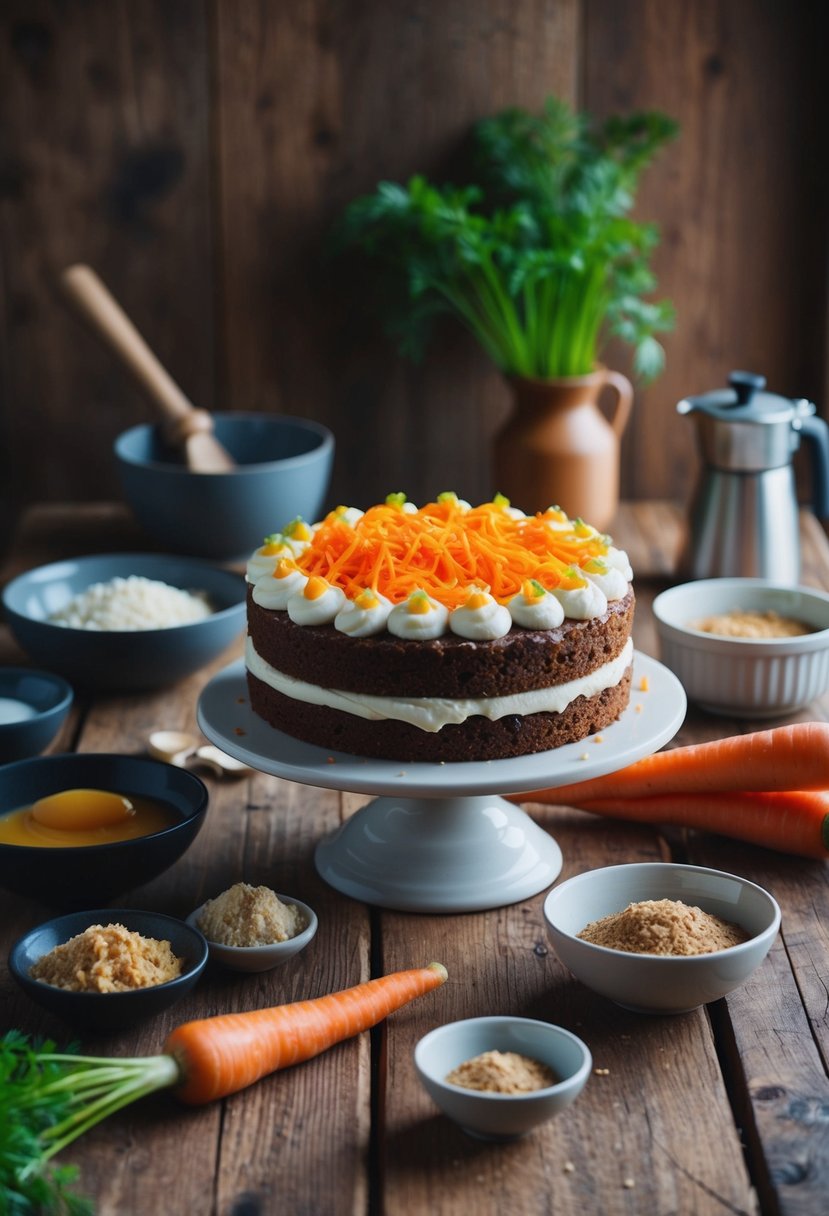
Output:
[244, 493, 635, 762]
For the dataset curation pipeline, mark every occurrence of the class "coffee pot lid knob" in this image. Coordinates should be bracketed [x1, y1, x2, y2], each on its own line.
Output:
[728, 370, 766, 405]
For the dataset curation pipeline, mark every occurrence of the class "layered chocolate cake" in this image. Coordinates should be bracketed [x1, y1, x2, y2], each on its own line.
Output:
[244, 494, 635, 762]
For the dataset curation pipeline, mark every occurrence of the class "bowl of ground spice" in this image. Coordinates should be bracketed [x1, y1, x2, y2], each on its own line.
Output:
[543, 862, 781, 1015]
[652, 578, 829, 717]
[414, 1016, 592, 1141]
[8, 908, 209, 1030]
[186, 882, 318, 972]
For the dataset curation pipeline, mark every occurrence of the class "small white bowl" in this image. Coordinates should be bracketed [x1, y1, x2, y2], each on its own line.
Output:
[186, 894, 318, 972]
[543, 862, 781, 1015]
[414, 1016, 592, 1141]
[652, 578, 829, 716]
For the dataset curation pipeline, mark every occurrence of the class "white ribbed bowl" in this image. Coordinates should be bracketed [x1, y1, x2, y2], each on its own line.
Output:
[652, 579, 829, 717]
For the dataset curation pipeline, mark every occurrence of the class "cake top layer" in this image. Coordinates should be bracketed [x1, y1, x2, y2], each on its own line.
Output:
[246, 494, 633, 641]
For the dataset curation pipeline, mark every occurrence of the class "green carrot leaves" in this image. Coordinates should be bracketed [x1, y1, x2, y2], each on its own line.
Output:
[0, 1032, 178, 1215]
[334, 96, 678, 381]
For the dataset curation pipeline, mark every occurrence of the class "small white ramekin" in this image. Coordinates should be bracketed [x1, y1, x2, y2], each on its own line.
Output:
[652, 578, 829, 717]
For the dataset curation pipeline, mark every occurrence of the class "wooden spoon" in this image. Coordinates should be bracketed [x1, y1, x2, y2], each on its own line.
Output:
[60, 263, 235, 473]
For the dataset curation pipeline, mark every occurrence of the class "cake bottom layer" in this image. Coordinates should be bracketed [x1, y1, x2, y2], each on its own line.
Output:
[246, 667, 633, 762]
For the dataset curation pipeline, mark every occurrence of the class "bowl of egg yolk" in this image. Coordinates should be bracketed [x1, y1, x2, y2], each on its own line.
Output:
[0, 753, 208, 908]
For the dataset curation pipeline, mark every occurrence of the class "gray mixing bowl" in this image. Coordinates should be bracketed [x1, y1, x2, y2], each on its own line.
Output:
[115, 412, 335, 560]
[2, 553, 246, 691]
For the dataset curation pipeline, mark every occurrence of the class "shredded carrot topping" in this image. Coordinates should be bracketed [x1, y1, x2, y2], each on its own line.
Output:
[292, 498, 613, 609]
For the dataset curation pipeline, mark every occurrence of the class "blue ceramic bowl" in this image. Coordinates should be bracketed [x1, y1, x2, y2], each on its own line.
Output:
[115, 412, 335, 560]
[0, 668, 74, 764]
[2, 553, 246, 691]
[9, 907, 209, 1030]
[0, 753, 209, 908]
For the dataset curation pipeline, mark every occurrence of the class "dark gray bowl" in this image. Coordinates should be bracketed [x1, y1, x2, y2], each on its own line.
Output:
[0, 668, 74, 763]
[2, 553, 246, 691]
[9, 907, 209, 1030]
[115, 412, 335, 560]
[0, 753, 208, 908]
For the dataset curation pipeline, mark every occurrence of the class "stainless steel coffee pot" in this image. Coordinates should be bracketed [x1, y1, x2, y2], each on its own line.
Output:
[678, 371, 829, 582]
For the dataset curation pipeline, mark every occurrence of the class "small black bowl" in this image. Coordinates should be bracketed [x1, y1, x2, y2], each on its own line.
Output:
[9, 908, 209, 1030]
[0, 667, 74, 764]
[0, 753, 208, 908]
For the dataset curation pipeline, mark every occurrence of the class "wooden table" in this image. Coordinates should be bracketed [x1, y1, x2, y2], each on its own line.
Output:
[1, 502, 828, 1216]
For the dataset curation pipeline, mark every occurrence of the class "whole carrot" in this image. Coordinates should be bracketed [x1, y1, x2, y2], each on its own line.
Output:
[561, 790, 829, 859]
[167, 961, 448, 1103]
[1, 963, 448, 1210]
[516, 723, 829, 805]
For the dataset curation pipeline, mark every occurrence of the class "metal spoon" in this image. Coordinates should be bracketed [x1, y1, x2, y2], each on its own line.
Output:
[147, 730, 253, 778]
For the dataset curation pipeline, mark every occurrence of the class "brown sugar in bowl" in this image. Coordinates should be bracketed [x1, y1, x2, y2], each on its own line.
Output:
[543, 862, 781, 1014]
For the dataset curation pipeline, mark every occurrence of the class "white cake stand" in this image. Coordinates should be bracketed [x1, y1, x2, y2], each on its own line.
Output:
[197, 652, 686, 913]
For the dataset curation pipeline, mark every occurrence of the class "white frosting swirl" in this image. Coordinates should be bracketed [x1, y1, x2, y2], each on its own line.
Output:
[330, 506, 364, 527]
[252, 566, 308, 609]
[335, 590, 392, 637]
[552, 581, 608, 620]
[387, 591, 449, 640]
[287, 580, 346, 625]
[449, 593, 512, 640]
[604, 546, 634, 581]
[583, 560, 629, 602]
[508, 585, 565, 629]
[246, 541, 295, 584]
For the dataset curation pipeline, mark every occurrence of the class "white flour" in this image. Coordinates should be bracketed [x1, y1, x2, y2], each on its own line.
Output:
[49, 575, 212, 631]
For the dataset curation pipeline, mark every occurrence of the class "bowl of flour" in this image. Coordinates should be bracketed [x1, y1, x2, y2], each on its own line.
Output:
[2, 554, 246, 691]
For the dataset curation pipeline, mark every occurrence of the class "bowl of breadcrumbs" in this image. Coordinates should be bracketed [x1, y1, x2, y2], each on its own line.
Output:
[9, 908, 209, 1030]
[543, 862, 781, 1014]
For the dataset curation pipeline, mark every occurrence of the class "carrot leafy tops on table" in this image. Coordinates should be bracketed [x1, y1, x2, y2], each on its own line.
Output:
[1, 963, 448, 1214]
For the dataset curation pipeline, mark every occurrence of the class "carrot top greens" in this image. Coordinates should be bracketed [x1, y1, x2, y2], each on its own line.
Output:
[0, 1030, 178, 1215]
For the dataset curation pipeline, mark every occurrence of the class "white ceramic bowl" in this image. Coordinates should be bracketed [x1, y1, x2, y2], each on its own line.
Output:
[543, 862, 781, 1015]
[652, 578, 829, 716]
[186, 894, 318, 972]
[414, 1016, 592, 1141]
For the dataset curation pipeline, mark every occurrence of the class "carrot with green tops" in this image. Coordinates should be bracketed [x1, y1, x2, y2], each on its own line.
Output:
[550, 789, 829, 859]
[1, 963, 448, 1212]
[516, 723, 829, 805]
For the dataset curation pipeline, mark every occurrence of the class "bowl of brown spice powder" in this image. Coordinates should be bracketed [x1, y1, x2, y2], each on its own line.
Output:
[414, 1016, 592, 1141]
[543, 862, 781, 1014]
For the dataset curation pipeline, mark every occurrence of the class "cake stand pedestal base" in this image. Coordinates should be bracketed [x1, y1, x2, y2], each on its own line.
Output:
[314, 793, 562, 913]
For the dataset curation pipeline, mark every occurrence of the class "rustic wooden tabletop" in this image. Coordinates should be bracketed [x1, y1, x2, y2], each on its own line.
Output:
[1, 501, 828, 1216]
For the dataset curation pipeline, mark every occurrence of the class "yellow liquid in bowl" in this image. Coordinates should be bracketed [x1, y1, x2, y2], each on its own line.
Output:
[0, 787, 177, 848]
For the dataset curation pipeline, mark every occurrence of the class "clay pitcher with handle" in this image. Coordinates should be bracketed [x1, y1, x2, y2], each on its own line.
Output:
[493, 367, 633, 529]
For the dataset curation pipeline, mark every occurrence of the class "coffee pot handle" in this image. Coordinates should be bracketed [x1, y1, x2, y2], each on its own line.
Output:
[602, 370, 634, 438]
[800, 415, 829, 519]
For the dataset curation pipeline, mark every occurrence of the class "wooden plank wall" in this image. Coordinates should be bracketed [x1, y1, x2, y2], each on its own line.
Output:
[1, 0, 827, 544]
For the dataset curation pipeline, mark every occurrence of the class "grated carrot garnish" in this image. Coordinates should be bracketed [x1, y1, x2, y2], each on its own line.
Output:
[293, 499, 614, 607]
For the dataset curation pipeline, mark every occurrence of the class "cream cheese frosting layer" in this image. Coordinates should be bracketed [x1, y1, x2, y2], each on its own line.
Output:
[245, 636, 633, 734]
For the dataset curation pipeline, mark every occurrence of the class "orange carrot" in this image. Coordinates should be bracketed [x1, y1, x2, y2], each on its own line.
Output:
[541, 789, 829, 859]
[11, 962, 449, 1193]
[166, 961, 448, 1104]
[519, 724, 829, 804]
[295, 498, 608, 606]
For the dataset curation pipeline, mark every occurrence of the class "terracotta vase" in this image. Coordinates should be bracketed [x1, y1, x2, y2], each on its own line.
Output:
[492, 367, 633, 530]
